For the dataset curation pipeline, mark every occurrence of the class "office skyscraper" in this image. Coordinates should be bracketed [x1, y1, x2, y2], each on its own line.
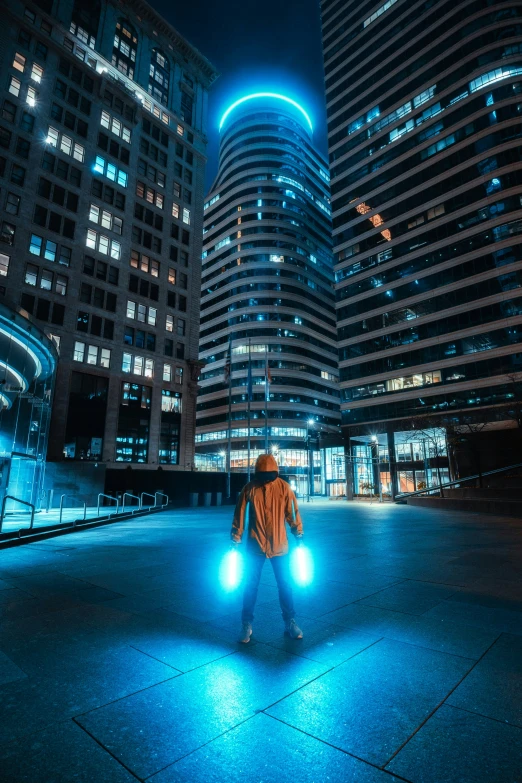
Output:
[196, 94, 342, 496]
[322, 0, 522, 493]
[0, 0, 217, 479]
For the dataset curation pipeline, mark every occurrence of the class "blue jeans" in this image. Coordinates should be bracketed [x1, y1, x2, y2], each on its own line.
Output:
[242, 552, 295, 624]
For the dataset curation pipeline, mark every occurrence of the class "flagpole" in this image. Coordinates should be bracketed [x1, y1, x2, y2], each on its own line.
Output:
[247, 338, 251, 481]
[264, 347, 269, 453]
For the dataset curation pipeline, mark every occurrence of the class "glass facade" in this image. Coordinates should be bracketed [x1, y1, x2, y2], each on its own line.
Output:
[0, 304, 56, 510]
[322, 0, 522, 448]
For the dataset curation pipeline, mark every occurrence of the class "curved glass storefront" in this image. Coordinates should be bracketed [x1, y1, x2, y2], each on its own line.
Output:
[0, 303, 57, 510]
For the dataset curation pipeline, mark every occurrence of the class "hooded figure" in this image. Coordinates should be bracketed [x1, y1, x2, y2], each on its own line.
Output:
[231, 453, 304, 643]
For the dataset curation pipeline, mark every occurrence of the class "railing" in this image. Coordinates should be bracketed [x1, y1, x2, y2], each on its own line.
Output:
[97, 493, 119, 517]
[0, 495, 35, 533]
[59, 494, 87, 525]
[140, 492, 156, 508]
[122, 492, 141, 513]
[155, 492, 169, 508]
[395, 461, 522, 501]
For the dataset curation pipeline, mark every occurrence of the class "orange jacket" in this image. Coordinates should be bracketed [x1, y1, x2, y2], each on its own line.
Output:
[231, 476, 303, 557]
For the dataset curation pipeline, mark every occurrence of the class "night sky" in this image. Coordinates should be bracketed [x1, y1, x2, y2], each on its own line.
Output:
[150, 0, 328, 191]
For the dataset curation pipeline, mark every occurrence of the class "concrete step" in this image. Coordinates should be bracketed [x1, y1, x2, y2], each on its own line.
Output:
[406, 495, 522, 517]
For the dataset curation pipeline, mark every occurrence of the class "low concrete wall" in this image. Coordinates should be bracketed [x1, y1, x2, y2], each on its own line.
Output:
[444, 487, 522, 500]
[44, 462, 106, 507]
[407, 496, 522, 517]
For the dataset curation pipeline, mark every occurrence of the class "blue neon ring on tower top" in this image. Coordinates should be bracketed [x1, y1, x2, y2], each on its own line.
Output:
[219, 93, 313, 132]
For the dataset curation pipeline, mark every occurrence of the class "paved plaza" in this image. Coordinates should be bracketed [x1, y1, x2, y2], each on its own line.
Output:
[0, 500, 521, 782]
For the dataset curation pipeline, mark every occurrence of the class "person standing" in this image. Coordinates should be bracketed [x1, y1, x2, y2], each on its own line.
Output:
[231, 453, 304, 643]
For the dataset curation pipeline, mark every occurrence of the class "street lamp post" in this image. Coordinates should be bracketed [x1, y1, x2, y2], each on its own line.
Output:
[306, 419, 315, 501]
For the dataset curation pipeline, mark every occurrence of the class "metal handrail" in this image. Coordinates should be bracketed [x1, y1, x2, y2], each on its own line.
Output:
[122, 492, 141, 513]
[0, 495, 35, 533]
[395, 460, 522, 501]
[97, 493, 119, 517]
[155, 492, 169, 508]
[140, 492, 155, 508]
[59, 493, 87, 524]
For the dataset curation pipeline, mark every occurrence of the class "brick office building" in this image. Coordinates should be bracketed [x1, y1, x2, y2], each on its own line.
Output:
[0, 0, 217, 478]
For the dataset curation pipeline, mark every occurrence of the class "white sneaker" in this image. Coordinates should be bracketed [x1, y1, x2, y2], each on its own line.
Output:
[284, 619, 303, 639]
[238, 623, 252, 643]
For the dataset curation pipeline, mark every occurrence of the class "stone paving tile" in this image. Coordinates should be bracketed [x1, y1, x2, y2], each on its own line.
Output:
[267, 638, 473, 767]
[319, 563, 405, 591]
[154, 595, 238, 623]
[148, 712, 402, 783]
[447, 581, 522, 613]
[0, 649, 27, 686]
[76, 643, 328, 780]
[206, 602, 294, 644]
[264, 618, 381, 667]
[0, 644, 179, 743]
[356, 580, 461, 615]
[387, 705, 522, 783]
[126, 610, 238, 672]
[295, 582, 389, 618]
[425, 599, 522, 636]
[321, 594, 502, 660]
[0, 719, 136, 782]
[0, 587, 34, 604]
[0, 593, 88, 622]
[447, 633, 522, 728]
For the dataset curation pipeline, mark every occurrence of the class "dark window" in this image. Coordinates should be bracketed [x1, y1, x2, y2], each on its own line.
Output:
[34, 41, 48, 60]
[2, 101, 16, 123]
[34, 204, 47, 226]
[18, 28, 32, 48]
[36, 298, 50, 320]
[0, 127, 12, 149]
[79, 282, 92, 303]
[11, 164, 26, 186]
[167, 292, 176, 308]
[20, 112, 35, 133]
[180, 89, 193, 125]
[54, 79, 67, 100]
[20, 292, 35, 313]
[15, 137, 30, 159]
[164, 338, 173, 357]
[77, 311, 89, 332]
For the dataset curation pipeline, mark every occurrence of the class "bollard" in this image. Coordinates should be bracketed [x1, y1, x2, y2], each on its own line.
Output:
[189, 492, 199, 507]
[203, 492, 212, 507]
[214, 492, 222, 507]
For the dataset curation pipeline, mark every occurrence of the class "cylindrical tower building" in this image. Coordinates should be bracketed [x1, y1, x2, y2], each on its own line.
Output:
[196, 93, 341, 494]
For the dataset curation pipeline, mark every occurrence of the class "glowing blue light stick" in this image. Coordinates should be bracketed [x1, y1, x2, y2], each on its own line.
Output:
[291, 544, 314, 587]
[219, 546, 244, 591]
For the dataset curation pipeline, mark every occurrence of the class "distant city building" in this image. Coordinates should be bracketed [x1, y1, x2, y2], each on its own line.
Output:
[321, 0, 522, 495]
[0, 0, 217, 477]
[196, 93, 343, 496]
